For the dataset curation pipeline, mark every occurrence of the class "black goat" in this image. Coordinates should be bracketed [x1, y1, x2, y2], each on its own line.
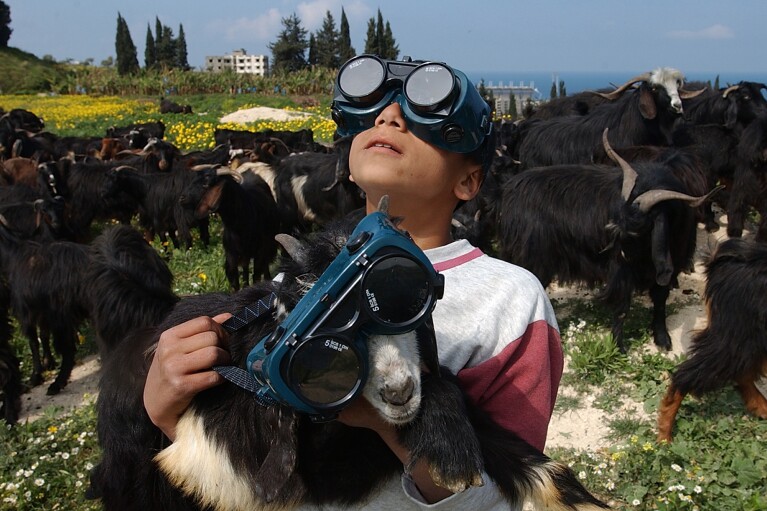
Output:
[515, 69, 701, 169]
[722, 115, 767, 241]
[106, 166, 208, 250]
[682, 81, 767, 131]
[89, 212, 608, 511]
[160, 98, 193, 114]
[499, 130, 711, 352]
[106, 121, 166, 149]
[181, 167, 280, 290]
[657, 238, 767, 442]
[0, 213, 90, 395]
[86, 225, 179, 354]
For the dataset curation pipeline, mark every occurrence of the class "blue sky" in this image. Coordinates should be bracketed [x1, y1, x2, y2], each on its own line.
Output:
[4, 0, 765, 74]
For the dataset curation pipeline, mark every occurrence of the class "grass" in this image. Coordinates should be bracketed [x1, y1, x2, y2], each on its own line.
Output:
[1, 94, 766, 510]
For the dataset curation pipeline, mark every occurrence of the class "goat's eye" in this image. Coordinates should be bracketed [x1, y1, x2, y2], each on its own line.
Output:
[744, 95, 751, 101]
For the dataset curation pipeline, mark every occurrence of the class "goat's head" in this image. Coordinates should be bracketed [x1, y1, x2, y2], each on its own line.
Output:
[363, 332, 422, 425]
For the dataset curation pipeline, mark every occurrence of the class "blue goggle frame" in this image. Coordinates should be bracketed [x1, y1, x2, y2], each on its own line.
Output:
[331, 55, 492, 154]
[245, 211, 444, 420]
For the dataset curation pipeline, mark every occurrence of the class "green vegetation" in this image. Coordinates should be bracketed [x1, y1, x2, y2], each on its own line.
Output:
[0, 47, 69, 94]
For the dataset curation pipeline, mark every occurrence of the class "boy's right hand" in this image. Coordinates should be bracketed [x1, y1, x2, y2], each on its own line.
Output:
[143, 313, 232, 441]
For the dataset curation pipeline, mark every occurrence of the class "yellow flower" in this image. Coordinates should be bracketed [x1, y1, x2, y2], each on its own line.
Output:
[48, 426, 58, 434]
[198, 273, 208, 282]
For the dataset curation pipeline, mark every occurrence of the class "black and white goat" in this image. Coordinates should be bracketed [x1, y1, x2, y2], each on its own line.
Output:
[89, 210, 608, 511]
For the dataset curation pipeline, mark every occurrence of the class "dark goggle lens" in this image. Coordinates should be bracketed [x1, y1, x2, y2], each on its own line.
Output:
[363, 256, 431, 324]
[288, 337, 361, 405]
[404, 63, 455, 108]
[338, 56, 386, 99]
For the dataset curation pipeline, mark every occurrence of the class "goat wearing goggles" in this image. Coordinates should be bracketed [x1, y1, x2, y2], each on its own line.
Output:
[218, 208, 444, 421]
[331, 55, 492, 154]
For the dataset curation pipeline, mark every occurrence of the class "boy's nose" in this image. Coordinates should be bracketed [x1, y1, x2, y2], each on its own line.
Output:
[375, 102, 406, 130]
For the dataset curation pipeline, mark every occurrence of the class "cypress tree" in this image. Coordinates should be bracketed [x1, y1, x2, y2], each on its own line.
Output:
[363, 18, 376, 54]
[549, 81, 557, 99]
[144, 23, 156, 70]
[115, 13, 139, 75]
[509, 91, 517, 119]
[338, 8, 355, 63]
[0, 0, 11, 48]
[375, 10, 384, 57]
[382, 21, 398, 60]
[308, 33, 318, 66]
[268, 12, 309, 73]
[714, 74, 720, 90]
[155, 17, 162, 52]
[176, 23, 189, 70]
[315, 10, 339, 68]
[157, 24, 175, 69]
[559, 80, 567, 97]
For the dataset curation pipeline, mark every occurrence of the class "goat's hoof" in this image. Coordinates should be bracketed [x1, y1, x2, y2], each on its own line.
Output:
[428, 464, 484, 493]
[654, 336, 672, 351]
[29, 374, 44, 387]
[46, 382, 64, 395]
[705, 222, 720, 233]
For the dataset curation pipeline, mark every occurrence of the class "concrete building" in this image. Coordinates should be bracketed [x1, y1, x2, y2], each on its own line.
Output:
[483, 80, 542, 116]
[205, 49, 269, 76]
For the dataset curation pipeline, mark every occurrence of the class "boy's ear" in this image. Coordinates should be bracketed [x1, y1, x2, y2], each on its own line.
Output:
[454, 165, 483, 202]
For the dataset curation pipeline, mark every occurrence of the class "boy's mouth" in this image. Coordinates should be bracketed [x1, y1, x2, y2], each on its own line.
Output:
[367, 139, 402, 154]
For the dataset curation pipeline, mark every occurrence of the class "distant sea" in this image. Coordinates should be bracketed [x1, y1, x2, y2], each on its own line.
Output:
[466, 70, 767, 100]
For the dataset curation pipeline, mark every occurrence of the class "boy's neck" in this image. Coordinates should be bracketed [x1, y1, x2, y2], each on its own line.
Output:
[365, 199, 455, 250]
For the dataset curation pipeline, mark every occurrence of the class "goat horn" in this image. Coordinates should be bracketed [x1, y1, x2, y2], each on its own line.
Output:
[215, 167, 243, 184]
[593, 72, 652, 100]
[190, 164, 219, 171]
[602, 128, 637, 202]
[377, 195, 390, 216]
[275, 233, 307, 266]
[451, 218, 465, 230]
[679, 87, 707, 99]
[632, 185, 724, 213]
[722, 85, 740, 98]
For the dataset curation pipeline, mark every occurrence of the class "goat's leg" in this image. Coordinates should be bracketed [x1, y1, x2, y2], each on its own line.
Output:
[198, 218, 211, 247]
[22, 322, 44, 386]
[0, 347, 22, 424]
[650, 284, 672, 351]
[398, 371, 484, 493]
[610, 292, 632, 353]
[39, 326, 56, 370]
[657, 383, 685, 443]
[47, 328, 77, 395]
[736, 370, 767, 420]
[224, 256, 240, 291]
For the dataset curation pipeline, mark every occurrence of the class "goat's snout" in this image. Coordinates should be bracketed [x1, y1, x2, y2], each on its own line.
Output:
[381, 377, 414, 406]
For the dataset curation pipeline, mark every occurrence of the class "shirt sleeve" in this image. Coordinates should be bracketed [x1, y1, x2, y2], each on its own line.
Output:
[456, 319, 563, 452]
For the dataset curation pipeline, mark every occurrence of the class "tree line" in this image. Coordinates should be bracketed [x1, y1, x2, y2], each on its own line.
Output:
[113, 7, 399, 76]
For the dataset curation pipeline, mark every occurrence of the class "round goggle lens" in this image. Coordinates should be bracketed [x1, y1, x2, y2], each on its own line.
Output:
[363, 256, 431, 324]
[338, 56, 386, 99]
[289, 337, 361, 405]
[404, 64, 455, 107]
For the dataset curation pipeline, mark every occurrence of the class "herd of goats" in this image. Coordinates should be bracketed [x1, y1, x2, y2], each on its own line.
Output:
[0, 67, 766, 509]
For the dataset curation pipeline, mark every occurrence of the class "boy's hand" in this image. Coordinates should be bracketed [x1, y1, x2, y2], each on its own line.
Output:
[143, 313, 232, 441]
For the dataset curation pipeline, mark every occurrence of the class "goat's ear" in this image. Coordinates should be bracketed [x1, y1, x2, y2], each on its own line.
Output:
[253, 409, 299, 503]
[195, 181, 225, 218]
[639, 85, 657, 120]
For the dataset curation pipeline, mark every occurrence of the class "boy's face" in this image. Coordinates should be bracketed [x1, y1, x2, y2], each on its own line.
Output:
[348, 102, 480, 211]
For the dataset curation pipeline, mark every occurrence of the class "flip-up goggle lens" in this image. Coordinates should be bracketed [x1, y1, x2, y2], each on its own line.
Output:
[286, 336, 363, 406]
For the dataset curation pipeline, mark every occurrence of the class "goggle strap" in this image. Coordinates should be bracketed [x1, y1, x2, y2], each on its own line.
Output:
[214, 291, 280, 405]
[222, 292, 278, 333]
[213, 365, 279, 407]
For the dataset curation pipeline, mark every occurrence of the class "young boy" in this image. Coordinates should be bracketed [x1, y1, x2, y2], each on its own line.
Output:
[144, 56, 563, 509]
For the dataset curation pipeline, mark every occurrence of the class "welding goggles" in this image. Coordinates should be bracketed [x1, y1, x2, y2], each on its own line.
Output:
[331, 54, 492, 154]
[239, 211, 443, 421]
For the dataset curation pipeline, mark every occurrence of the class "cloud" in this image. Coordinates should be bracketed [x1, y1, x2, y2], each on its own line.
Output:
[206, 9, 283, 43]
[667, 24, 734, 40]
